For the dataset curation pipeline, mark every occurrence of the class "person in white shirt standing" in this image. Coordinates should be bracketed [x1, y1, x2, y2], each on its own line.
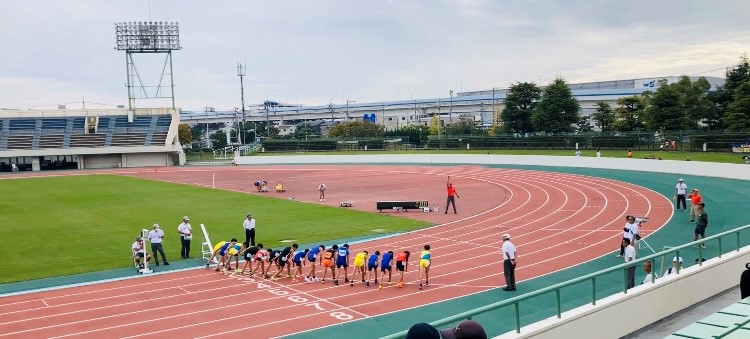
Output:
[502, 233, 517, 291]
[244, 213, 256, 246]
[675, 178, 688, 211]
[177, 216, 193, 259]
[148, 224, 169, 266]
[623, 238, 636, 289]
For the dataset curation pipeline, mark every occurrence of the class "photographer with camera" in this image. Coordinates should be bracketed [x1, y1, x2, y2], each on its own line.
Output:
[617, 216, 637, 258]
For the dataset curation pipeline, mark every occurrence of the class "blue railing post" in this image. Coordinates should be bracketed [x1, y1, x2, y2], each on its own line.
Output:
[556, 289, 562, 318]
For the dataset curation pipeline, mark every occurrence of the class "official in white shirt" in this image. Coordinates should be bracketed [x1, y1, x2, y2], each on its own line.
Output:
[148, 224, 169, 266]
[502, 233, 517, 291]
[177, 216, 192, 259]
[675, 178, 688, 211]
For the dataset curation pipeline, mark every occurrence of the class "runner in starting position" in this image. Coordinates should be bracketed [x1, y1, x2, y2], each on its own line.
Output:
[395, 250, 411, 288]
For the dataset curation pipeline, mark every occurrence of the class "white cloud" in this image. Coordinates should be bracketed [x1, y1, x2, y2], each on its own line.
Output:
[1, 0, 748, 111]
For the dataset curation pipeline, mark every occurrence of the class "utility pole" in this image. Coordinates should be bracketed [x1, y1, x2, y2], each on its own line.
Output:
[449, 90, 453, 123]
[204, 105, 212, 148]
[237, 63, 246, 145]
[329, 103, 334, 123]
[413, 95, 417, 125]
[265, 102, 270, 138]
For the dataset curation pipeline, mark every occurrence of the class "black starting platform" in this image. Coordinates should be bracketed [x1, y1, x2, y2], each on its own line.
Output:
[376, 200, 429, 212]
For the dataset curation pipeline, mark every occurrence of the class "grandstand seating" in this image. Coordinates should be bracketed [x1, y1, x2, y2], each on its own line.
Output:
[0, 115, 172, 151]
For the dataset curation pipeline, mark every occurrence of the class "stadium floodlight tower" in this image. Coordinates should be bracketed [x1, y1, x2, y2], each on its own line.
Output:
[114, 21, 181, 111]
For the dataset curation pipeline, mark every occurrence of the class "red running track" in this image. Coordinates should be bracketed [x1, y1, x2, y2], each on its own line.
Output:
[0, 165, 673, 338]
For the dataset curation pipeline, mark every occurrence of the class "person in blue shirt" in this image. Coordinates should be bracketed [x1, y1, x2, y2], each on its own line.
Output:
[336, 244, 351, 285]
[379, 251, 394, 288]
[365, 251, 381, 288]
[290, 248, 310, 282]
[306, 245, 325, 282]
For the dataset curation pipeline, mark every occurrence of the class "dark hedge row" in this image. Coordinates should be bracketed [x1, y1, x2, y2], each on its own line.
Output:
[260, 135, 750, 152]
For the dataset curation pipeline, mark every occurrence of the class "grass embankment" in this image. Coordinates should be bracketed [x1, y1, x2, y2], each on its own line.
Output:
[0, 175, 430, 283]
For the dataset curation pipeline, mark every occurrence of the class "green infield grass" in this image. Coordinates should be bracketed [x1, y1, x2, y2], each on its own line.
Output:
[0, 174, 431, 283]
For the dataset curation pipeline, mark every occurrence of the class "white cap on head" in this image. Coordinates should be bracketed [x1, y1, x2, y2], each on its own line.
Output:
[673, 256, 683, 263]
[153, 223, 159, 228]
[502, 233, 511, 239]
[678, 178, 683, 182]
[182, 216, 189, 220]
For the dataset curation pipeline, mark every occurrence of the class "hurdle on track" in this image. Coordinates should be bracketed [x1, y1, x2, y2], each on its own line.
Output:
[201, 223, 219, 263]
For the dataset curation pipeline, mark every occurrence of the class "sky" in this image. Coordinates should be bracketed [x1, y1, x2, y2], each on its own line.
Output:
[1, 0, 748, 112]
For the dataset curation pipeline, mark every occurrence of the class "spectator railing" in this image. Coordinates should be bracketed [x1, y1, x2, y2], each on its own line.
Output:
[382, 223, 750, 339]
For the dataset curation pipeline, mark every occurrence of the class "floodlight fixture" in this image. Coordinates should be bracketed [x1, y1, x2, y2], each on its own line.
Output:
[114, 20, 181, 110]
[114, 21, 181, 51]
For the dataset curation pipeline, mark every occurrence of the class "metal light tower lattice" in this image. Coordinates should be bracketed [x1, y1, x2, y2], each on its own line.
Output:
[114, 21, 181, 110]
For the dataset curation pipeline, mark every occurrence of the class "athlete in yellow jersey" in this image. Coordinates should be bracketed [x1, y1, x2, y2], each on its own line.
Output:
[350, 250, 368, 286]
[205, 240, 229, 269]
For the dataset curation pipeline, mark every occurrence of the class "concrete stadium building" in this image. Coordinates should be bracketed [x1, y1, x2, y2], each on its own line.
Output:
[0, 108, 183, 172]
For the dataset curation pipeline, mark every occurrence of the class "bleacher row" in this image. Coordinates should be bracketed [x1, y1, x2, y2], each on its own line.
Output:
[0, 115, 171, 150]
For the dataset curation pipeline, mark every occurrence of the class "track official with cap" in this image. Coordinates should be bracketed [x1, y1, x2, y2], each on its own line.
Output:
[675, 178, 688, 211]
[502, 234, 517, 291]
[178, 216, 193, 259]
[148, 223, 169, 266]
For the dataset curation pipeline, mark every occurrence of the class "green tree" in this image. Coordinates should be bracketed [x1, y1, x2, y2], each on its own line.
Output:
[591, 102, 616, 132]
[715, 55, 750, 126]
[293, 123, 319, 140]
[723, 82, 750, 131]
[328, 120, 384, 138]
[575, 116, 593, 133]
[429, 114, 442, 137]
[444, 119, 482, 136]
[501, 82, 540, 136]
[613, 95, 647, 131]
[646, 81, 686, 132]
[671, 75, 717, 129]
[532, 78, 580, 134]
[190, 125, 204, 145]
[210, 130, 228, 150]
[177, 123, 193, 148]
[384, 124, 430, 144]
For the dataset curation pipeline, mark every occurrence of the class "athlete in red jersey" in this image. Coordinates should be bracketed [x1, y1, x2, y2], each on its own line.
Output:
[395, 250, 410, 288]
[445, 176, 460, 214]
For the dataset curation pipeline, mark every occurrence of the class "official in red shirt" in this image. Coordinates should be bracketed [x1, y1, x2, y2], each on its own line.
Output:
[445, 176, 460, 214]
[688, 189, 702, 222]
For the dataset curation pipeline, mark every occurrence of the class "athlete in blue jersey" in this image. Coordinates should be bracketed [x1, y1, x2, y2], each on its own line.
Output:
[306, 245, 325, 282]
[336, 244, 351, 284]
[290, 248, 310, 282]
[379, 251, 395, 287]
[365, 251, 381, 288]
